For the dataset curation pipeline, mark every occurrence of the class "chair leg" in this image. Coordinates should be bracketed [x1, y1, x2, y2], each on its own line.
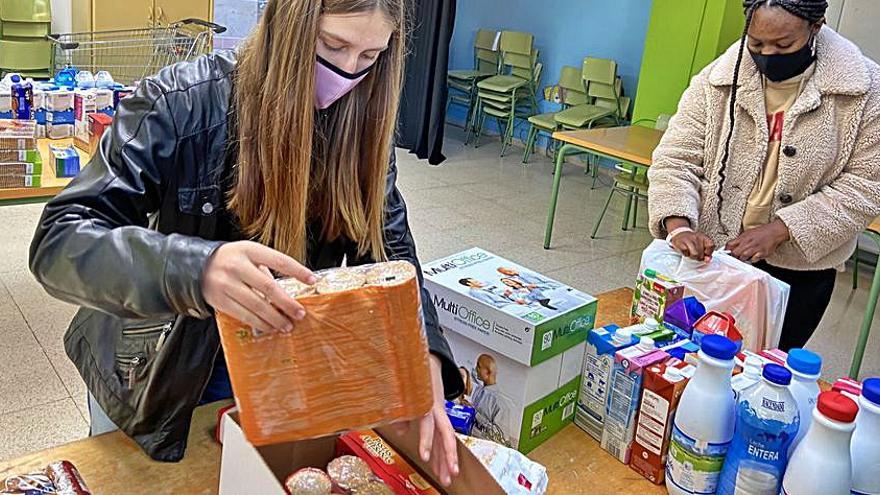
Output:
[500, 107, 515, 157]
[592, 187, 617, 239]
[523, 125, 538, 164]
[632, 196, 639, 229]
[621, 189, 634, 232]
[591, 156, 600, 189]
[465, 96, 481, 145]
[851, 234, 880, 378]
[853, 246, 861, 290]
[474, 110, 488, 148]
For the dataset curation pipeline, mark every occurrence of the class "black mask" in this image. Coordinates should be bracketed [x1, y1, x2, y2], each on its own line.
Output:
[749, 37, 816, 82]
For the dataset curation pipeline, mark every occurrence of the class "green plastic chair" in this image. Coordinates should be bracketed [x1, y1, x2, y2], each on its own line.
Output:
[0, 38, 51, 78]
[474, 60, 543, 156]
[590, 117, 666, 239]
[522, 65, 588, 164]
[447, 29, 500, 136]
[554, 57, 621, 130]
[472, 30, 539, 154]
[0, 0, 50, 38]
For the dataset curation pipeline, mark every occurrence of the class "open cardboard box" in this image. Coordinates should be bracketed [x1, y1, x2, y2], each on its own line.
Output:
[219, 412, 506, 494]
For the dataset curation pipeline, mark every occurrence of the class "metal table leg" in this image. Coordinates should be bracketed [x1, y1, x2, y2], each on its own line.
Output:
[544, 144, 582, 249]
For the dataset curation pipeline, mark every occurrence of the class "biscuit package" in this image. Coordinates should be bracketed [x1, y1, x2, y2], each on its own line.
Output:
[216, 261, 434, 446]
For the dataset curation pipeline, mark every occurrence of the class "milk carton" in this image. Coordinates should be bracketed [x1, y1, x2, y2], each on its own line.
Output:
[0, 94, 12, 119]
[46, 89, 74, 112]
[631, 359, 696, 484]
[424, 248, 598, 367]
[95, 88, 114, 116]
[631, 269, 685, 324]
[601, 338, 670, 464]
[445, 329, 584, 453]
[575, 324, 639, 440]
[46, 123, 74, 139]
[74, 89, 97, 141]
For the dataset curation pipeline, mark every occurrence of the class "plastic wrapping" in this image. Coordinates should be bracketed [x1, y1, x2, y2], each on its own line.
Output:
[284, 468, 332, 495]
[216, 260, 434, 447]
[457, 435, 549, 495]
[639, 240, 790, 351]
[1, 461, 90, 495]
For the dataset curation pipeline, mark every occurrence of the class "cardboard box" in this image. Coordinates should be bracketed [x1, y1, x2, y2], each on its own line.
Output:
[337, 430, 441, 494]
[631, 270, 685, 325]
[0, 174, 41, 189]
[0, 161, 41, 176]
[73, 89, 97, 123]
[218, 413, 506, 495]
[445, 329, 584, 453]
[47, 123, 74, 140]
[45, 89, 74, 111]
[47, 109, 75, 125]
[50, 145, 80, 178]
[601, 344, 670, 464]
[630, 358, 695, 484]
[424, 248, 598, 367]
[575, 324, 639, 441]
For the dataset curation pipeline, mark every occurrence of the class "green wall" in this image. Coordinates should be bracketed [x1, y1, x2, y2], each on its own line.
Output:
[632, 0, 745, 123]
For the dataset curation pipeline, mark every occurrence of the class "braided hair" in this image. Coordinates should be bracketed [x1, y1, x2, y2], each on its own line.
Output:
[715, 0, 827, 233]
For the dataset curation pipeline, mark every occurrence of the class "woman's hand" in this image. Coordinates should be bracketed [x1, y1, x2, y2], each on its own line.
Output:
[394, 355, 460, 487]
[665, 217, 715, 263]
[726, 219, 790, 263]
[202, 241, 316, 332]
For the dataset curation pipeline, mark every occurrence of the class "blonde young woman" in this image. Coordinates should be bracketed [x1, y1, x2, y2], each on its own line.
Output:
[29, 0, 463, 481]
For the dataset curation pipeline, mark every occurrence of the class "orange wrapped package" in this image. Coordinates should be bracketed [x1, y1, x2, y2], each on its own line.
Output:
[216, 260, 434, 446]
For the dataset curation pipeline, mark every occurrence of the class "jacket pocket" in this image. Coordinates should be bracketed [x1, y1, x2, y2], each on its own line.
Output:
[114, 319, 175, 392]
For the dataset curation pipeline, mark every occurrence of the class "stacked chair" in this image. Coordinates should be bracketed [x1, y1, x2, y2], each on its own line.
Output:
[447, 28, 500, 138]
[0, 0, 52, 78]
[471, 30, 542, 156]
[554, 57, 627, 132]
[521, 65, 588, 164]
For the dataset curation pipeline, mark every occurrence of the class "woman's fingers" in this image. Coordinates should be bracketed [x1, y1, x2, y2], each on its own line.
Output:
[418, 413, 434, 463]
[238, 262, 306, 321]
[221, 296, 275, 335]
[247, 242, 316, 284]
[226, 282, 292, 331]
[438, 417, 459, 478]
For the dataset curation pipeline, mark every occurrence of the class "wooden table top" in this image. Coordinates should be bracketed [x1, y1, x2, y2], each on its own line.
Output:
[0, 288, 660, 494]
[0, 138, 89, 204]
[552, 126, 665, 167]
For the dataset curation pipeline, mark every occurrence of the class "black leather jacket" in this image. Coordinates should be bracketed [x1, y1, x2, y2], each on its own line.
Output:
[29, 50, 463, 462]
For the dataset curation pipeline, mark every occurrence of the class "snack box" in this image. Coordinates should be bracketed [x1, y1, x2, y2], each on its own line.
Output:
[631, 269, 685, 325]
[424, 248, 597, 367]
[218, 412, 506, 495]
[337, 430, 441, 494]
[216, 261, 433, 447]
[0, 174, 40, 189]
[0, 119, 36, 149]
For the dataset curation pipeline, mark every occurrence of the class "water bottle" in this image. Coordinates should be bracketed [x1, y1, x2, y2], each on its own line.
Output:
[75, 70, 95, 89]
[782, 391, 859, 495]
[95, 71, 115, 89]
[718, 363, 799, 495]
[10, 75, 33, 120]
[55, 67, 78, 88]
[785, 348, 821, 455]
[666, 335, 738, 495]
[731, 355, 763, 401]
[852, 377, 880, 495]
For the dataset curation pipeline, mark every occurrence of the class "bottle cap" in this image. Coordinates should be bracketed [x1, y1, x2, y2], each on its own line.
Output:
[817, 391, 859, 423]
[664, 366, 684, 382]
[638, 336, 655, 350]
[863, 377, 880, 406]
[700, 334, 738, 361]
[786, 348, 822, 376]
[644, 269, 657, 278]
[10, 74, 20, 83]
[613, 327, 634, 345]
[644, 318, 660, 331]
[744, 355, 763, 375]
[762, 363, 792, 386]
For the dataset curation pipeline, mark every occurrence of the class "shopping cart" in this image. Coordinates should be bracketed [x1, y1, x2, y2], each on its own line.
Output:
[47, 18, 227, 86]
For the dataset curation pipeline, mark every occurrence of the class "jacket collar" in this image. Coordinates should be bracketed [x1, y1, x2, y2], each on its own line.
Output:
[708, 25, 871, 97]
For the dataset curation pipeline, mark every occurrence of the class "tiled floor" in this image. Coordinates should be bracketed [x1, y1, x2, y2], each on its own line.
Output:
[0, 125, 877, 461]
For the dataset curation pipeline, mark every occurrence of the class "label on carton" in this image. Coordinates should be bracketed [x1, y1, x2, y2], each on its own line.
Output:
[666, 424, 729, 494]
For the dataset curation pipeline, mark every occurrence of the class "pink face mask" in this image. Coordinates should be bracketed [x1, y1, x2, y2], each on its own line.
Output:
[314, 55, 372, 109]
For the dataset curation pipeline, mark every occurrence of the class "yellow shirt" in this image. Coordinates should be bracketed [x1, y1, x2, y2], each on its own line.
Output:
[743, 64, 815, 230]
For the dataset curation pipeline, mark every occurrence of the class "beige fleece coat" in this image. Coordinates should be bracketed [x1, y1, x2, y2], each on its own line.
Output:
[648, 26, 880, 271]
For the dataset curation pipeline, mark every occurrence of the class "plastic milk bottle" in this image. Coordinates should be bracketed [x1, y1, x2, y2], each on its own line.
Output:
[666, 335, 738, 495]
[785, 348, 822, 455]
[782, 391, 859, 495]
[851, 377, 880, 495]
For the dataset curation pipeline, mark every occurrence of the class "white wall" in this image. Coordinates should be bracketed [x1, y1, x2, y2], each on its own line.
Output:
[836, 0, 880, 63]
[50, 0, 72, 33]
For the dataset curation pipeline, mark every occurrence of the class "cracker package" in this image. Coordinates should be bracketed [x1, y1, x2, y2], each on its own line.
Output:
[216, 260, 433, 446]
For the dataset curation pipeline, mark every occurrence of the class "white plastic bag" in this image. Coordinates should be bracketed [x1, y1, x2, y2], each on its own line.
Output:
[639, 240, 790, 351]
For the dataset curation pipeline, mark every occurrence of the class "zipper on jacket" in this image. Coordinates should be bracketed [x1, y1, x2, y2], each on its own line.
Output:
[121, 320, 173, 337]
[117, 353, 146, 390]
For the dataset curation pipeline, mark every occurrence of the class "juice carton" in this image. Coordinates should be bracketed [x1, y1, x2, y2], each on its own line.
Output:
[631, 269, 685, 325]
[692, 311, 743, 351]
[575, 325, 640, 441]
[601, 340, 670, 464]
[50, 145, 80, 178]
[660, 339, 700, 361]
[630, 358, 696, 484]
[662, 296, 706, 339]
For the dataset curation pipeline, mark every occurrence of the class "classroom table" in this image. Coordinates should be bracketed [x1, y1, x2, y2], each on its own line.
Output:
[544, 126, 665, 249]
[0, 287, 666, 494]
[0, 138, 90, 206]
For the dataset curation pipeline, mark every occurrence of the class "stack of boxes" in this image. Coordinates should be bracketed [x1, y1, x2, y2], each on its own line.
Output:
[43, 88, 75, 140]
[73, 89, 114, 153]
[423, 248, 598, 454]
[0, 120, 40, 188]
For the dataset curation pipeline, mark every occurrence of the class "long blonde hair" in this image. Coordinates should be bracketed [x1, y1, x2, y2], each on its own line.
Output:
[230, 0, 406, 263]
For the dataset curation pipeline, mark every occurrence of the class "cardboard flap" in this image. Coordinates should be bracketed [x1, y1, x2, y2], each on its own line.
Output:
[376, 426, 505, 495]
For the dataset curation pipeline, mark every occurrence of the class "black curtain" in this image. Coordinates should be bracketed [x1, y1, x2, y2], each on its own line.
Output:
[396, 0, 456, 165]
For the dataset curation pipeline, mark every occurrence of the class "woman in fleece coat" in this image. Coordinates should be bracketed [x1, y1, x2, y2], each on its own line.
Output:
[648, 0, 880, 350]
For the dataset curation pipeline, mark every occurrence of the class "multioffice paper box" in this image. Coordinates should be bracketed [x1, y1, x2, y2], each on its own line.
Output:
[446, 328, 584, 454]
[424, 248, 597, 366]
